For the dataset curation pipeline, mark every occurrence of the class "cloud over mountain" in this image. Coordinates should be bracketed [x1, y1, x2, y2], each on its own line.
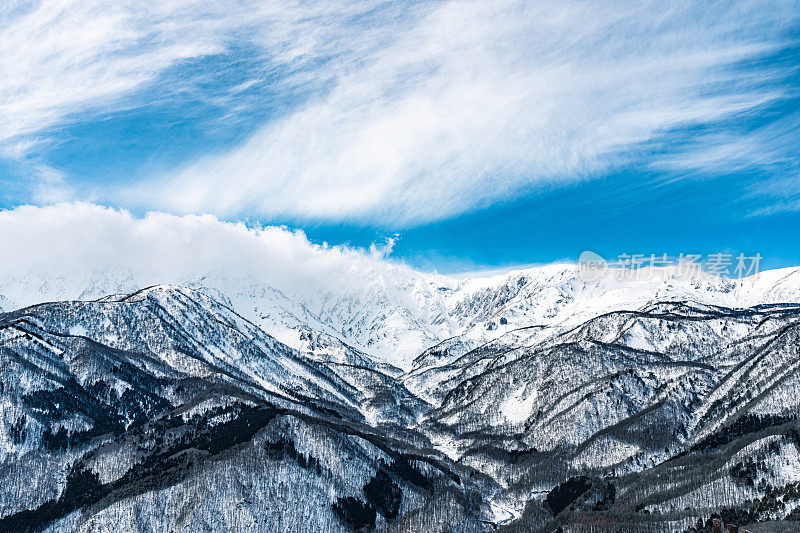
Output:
[0, 203, 414, 305]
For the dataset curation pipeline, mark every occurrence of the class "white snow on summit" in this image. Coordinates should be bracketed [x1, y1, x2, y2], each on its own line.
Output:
[1, 261, 799, 369]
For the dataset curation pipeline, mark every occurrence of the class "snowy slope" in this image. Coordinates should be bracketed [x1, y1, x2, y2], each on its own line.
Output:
[0, 287, 492, 532]
[1, 264, 799, 371]
[2, 265, 800, 531]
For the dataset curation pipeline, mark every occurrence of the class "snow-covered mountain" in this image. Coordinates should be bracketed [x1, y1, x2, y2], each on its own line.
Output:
[2, 265, 800, 531]
[2, 264, 800, 371]
[0, 286, 493, 532]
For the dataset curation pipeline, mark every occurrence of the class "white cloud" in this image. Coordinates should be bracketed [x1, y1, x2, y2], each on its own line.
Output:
[0, 202, 428, 308]
[0, 0, 394, 146]
[655, 110, 800, 217]
[0, 0, 405, 205]
[143, 0, 798, 224]
[29, 164, 74, 203]
[2, 1, 798, 225]
[1, 0, 215, 143]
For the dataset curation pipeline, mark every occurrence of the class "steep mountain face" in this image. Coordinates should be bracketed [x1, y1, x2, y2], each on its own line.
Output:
[0, 287, 494, 532]
[2, 265, 799, 370]
[414, 301, 800, 530]
[2, 266, 800, 532]
[0, 266, 460, 369]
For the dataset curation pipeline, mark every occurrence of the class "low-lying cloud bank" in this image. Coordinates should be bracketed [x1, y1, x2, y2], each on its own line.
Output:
[0, 203, 428, 309]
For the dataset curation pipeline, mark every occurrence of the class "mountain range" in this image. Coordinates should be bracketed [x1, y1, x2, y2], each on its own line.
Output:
[2, 264, 800, 532]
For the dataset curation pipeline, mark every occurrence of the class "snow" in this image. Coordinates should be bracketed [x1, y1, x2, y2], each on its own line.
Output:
[68, 324, 87, 337]
[3, 262, 800, 530]
[500, 385, 537, 424]
[1, 263, 799, 371]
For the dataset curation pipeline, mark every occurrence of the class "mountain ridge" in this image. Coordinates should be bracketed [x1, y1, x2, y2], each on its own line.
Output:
[3, 266, 800, 531]
[2, 264, 799, 370]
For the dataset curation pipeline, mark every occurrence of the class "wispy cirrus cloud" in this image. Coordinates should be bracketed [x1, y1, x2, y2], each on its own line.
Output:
[2, 1, 799, 225]
[0, 0, 409, 201]
[1, 0, 215, 143]
[142, 0, 800, 225]
[0, 0, 407, 144]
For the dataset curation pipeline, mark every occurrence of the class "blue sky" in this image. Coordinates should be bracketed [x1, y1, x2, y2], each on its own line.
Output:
[1, 0, 799, 273]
